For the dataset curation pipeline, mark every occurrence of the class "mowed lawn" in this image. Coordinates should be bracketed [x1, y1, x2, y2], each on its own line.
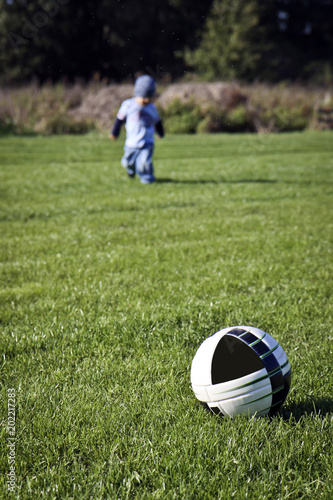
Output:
[0, 131, 332, 499]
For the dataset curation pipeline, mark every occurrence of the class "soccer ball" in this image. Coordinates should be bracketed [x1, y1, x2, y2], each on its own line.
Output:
[191, 326, 291, 417]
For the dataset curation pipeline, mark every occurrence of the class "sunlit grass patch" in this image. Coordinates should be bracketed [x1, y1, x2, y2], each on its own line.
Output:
[0, 131, 332, 499]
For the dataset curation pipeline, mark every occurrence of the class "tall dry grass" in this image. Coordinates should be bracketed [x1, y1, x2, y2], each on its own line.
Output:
[0, 81, 332, 135]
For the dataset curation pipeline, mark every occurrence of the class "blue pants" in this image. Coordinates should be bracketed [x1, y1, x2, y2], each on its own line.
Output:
[121, 145, 155, 184]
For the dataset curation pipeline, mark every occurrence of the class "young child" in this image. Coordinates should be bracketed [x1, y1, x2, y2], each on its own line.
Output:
[110, 75, 164, 184]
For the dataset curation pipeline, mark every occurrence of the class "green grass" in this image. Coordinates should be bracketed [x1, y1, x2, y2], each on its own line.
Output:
[0, 131, 332, 499]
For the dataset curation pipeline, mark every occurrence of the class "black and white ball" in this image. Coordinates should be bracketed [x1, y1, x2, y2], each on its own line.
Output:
[191, 326, 291, 417]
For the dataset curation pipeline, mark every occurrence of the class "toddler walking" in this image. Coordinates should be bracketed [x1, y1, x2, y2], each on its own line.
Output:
[110, 75, 164, 184]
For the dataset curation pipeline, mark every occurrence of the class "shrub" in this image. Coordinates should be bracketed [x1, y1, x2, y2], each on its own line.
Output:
[36, 113, 96, 135]
[162, 100, 255, 134]
[0, 116, 16, 135]
[161, 99, 203, 134]
[196, 106, 254, 133]
[257, 106, 310, 132]
[196, 113, 222, 133]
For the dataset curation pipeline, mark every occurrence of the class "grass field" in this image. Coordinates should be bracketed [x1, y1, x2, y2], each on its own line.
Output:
[1, 131, 332, 499]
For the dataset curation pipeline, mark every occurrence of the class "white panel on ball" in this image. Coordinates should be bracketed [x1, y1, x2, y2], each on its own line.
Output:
[191, 326, 291, 418]
[207, 368, 269, 401]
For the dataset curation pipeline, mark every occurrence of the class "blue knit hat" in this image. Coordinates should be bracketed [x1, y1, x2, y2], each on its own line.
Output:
[134, 75, 156, 98]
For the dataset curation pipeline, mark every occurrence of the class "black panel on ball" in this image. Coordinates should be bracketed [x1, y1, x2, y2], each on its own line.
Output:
[235, 331, 258, 345]
[268, 369, 292, 415]
[269, 371, 284, 392]
[227, 328, 248, 337]
[211, 335, 265, 385]
[209, 406, 222, 416]
[284, 369, 292, 393]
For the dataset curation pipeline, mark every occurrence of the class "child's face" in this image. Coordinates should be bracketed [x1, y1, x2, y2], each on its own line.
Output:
[135, 96, 153, 106]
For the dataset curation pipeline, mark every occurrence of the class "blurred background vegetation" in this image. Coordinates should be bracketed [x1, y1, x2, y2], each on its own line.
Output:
[0, 0, 332, 135]
[1, 0, 332, 84]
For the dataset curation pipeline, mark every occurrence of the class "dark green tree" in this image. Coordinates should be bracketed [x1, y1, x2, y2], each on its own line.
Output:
[185, 0, 333, 82]
[0, 0, 213, 83]
[185, 0, 292, 81]
[0, 0, 125, 83]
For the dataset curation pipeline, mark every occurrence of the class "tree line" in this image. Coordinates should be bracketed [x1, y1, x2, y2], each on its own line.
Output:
[0, 0, 332, 84]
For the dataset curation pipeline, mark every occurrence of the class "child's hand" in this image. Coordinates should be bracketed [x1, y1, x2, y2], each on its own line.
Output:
[109, 134, 117, 140]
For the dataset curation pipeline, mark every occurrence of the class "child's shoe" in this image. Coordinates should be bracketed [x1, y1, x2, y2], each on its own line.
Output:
[127, 167, 135, 178]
